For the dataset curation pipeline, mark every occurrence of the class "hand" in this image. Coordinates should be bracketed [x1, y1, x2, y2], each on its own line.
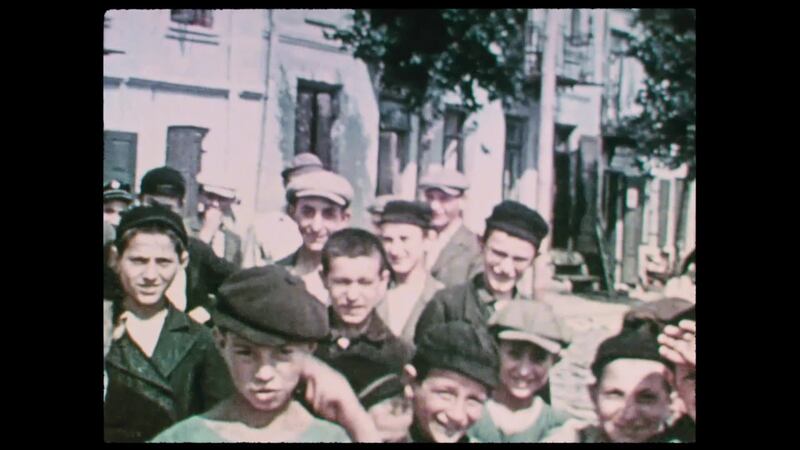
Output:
[300, 356, 381, 442]
[198, 206, 223, 243]
[658, 319, 695, 367]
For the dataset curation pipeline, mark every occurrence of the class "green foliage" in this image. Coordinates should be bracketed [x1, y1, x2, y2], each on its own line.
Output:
[329, 9, 531, 117]
[619, 9, 696, 171]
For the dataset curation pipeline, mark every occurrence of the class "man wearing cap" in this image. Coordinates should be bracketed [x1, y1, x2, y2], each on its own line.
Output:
[376, 200, 444, 342]
[315, 228, 414, 368]
[418, 166, 483, 287]
[367, 194, 401, 232]
[103, 179, 135, 228]
[104, 206, 233, 442]
[242, 153, 324, 268]
[276, 170, 354, 304]
[543, 322, 676, 443]
[468, 301, 572, 442]
[414, 200, 549, 340]
[104, 166, 237, 324]
[152, 265, 380, 443]
[403, 321, 499, 443]
[193, 180, 243, 268]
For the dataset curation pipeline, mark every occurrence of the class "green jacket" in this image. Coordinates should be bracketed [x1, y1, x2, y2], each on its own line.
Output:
[104, 306, 233, 442]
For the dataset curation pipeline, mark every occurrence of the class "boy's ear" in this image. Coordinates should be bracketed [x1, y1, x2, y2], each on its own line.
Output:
[108, 245, 120, 273]
[212, 327, 227, 351]
[402, 364, 418, 401]
[179, 250, 190, 270]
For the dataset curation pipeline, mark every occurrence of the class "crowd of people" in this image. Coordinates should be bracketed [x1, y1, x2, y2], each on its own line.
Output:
[102, 154, 696, 443]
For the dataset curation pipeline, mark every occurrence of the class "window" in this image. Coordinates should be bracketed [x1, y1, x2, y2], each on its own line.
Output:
[503, 116, 527, 199]
[170, 10, 214, 28]
[295, 81, 340, 170]
[104, 131, 138, 189]
[377, 98, 411, 195]
[166, 126, 208, 217]
[442, 108, 466, 172]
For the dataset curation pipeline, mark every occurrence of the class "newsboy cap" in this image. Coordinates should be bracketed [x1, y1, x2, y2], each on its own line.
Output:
[327, 342, 408, 409]
[115, 205, 189, 249]
[103, 179, 135, 203]
[286, 170, 354, 207]
[367, 194, 401, 215]
[418, 166, 469, 196]
[624, 297, 695, 331]
[488, 300, 569, 356]
[140, 166, 186, 199]
[281, 152, 324, 181]
[485, 200, 549, 249]
[413, 321, 499, 389]
[590, 322, 673, 380]
[213, 265, 329, 346]
[380, 200, 434, 229]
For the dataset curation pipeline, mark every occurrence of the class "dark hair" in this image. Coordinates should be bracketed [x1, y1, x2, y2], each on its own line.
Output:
[114, 224, 187, 256]
[321, 228, 394, 282]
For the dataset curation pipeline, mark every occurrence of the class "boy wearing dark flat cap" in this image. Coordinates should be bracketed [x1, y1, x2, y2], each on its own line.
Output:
[103, 179, 135, 228]
[376, 200, 444, 342]
[414, 200, 549, 340]
[104, 206, 233, 442]
[402, 321, 499, 443]
[152, 265, 381, 443]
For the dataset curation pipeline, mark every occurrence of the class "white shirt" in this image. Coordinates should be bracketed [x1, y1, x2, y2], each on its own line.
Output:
[120, 308, 168, 358]
[426, 219, 463, 271]
[384, 282, 425, 336]
[486, 397, 546, 435]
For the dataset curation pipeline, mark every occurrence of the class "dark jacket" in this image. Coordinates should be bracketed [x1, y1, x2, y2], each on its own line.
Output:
[104, 237, 236, 318]
[414, 273, 532, 343]
[104, 306, 233, 442]
[430, 224, 483, 288]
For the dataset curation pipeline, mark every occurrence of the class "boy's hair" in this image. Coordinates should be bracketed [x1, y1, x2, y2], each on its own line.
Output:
[321, 228, 395, 282]
[114, 224, 187, 256]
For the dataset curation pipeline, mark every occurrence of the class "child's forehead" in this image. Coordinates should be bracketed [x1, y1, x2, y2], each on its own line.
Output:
[227, 332, 303, 350]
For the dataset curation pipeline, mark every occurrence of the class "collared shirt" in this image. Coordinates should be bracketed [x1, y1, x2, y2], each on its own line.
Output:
[275, 248, 330, 306]
[472, 273, 528, 318]
[426, 219, 463, 271]
[119, 308, 168, 358]
[316, 309, 414, 365]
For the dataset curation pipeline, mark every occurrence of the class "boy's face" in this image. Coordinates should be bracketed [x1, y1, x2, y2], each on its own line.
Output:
[675, 364, 696, 421]
[423, 189, 462, 230]
[103, 199, 130, 227]
[289, 197, 351, 252]
[114, 232, 187, 309]
[215, 330, 313, 413]
[410, 368, 488, 443]
[481, 229, 536, 296]
[325, 254, 389, 327]
[379, 222, 428, 276]
[592, 358, 672, 443]
[368, 394, 414, 442]
[498, 340, 556, 402]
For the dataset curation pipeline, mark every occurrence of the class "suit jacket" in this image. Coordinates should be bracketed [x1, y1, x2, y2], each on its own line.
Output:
[376, 273, 444, 344]
[104, 306, 233, 442]
[430, 225, 483, 288]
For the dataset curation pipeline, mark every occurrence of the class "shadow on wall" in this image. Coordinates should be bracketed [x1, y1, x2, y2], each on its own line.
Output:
[336, 90, 372, 229]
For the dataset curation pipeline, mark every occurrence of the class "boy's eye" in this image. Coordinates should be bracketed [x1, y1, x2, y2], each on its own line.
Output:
[234, 347, 252, 356]
[278, 346, 294, 356]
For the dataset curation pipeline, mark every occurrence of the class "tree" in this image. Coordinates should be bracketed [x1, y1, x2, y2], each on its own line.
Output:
[619, 9, 696, 173]
[328, 9, 531, 117]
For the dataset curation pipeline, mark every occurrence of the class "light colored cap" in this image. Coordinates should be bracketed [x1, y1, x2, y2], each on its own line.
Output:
[286, 170, 354, 207]
[488, 301, 569, 356]
[282, 153, 324, 178]
[418, 165, 469, 196]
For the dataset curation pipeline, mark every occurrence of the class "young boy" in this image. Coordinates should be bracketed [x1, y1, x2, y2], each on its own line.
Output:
[468, 301, 571, 442]
[151, 265, 381, 442]
[403, 321, 500, 443]
[543, 322, 676, 443]
[103, 206, 233, 442]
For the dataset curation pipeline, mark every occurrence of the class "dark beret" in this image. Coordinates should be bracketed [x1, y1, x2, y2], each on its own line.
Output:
[327, 342, 408, 409]
[413, 321, 499, 389]
[115, 205, 189, 249]
[103, 179, 134, 203]
[485, 200, 549, 249]
[140, 167, 186, 199]
[380, 200, 434, 229]
[213, 265, 329, 346]
[590, 322, 673, 380]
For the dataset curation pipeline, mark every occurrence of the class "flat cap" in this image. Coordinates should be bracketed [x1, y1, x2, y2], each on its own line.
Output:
[327, 342, 408, 409]
[590, 322, 672, 380]
[367, 194, 402, 215]
[413, 321, 499, 389]
[418, 166, 469, 196]
[140, 167, 186, 199]
[281, 152, 324, 180]
[103, 179, 135, 203]
[213, 265, 329, 346]
[380, 200, 434, 229]
[115, 205, 189, 249]
[286, 170, 354, 207]
[485, 200, 549, 249]
[624, 297, 695, 331]
[488, 300, 569, 356]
